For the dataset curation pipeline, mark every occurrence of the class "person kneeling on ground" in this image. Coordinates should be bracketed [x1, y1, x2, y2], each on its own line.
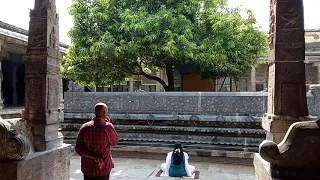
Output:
[161, 144, 195, 177]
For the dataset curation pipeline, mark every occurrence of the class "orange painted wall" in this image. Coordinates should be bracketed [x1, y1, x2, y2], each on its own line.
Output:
[183, 73, 214, 91]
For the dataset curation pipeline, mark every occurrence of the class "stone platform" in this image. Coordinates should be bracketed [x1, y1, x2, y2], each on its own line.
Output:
[70, 155, 255, 180]
[0, 144, 73, 180]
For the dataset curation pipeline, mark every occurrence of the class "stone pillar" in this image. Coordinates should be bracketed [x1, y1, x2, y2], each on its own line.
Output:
[129, 79, 134, 92]
[0, 2, 72, 180]
[317, 64, 320, 84]
[250, 67, 256, 91]
[0, 58, 3, 109]
[262, 0, 312, 144]
[254, 0, 318, 179]
[12, 64, 18, 105]
[0, 40, 4, 109]
[156, 71, 161, 92]
[310, 84, 320, 116]
[25, 0, 64, 151]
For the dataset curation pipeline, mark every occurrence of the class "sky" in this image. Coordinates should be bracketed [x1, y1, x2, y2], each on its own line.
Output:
[0, 0, 319, 45]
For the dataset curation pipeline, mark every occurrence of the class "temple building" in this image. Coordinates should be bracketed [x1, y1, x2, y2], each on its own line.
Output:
[179, 29, 320, 92]
[76, 30, 320, 92]
[0, 21, 68, 109]
[1, 20, 320, 102]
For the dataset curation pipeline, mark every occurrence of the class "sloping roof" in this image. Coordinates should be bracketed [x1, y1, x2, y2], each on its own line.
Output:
[0, 20, 69, 49]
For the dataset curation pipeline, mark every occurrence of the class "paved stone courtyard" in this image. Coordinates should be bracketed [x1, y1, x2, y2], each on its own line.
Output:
[70, 156, 254, 180]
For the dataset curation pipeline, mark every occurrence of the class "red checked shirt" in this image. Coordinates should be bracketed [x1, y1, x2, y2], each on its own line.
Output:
[75, 118, 119, 177]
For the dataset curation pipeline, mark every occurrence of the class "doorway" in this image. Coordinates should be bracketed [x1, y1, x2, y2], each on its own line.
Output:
[2, 60, 25, 107]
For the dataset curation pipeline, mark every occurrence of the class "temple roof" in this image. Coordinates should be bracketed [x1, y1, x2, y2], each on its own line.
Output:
[0, 20, 69, 50]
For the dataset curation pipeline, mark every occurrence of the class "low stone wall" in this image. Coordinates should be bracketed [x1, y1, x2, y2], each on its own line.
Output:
[64, 91, 319, 116]
[62, 90, 320, 158]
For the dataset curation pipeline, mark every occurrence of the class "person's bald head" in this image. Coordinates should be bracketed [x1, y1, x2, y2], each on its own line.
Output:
[94, 103, 108, 118]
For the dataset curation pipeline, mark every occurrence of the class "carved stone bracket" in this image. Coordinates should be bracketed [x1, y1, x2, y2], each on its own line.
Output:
[259, 119, 320, 168]
[216, 114, 225, 121]
[0, 117, 30, 160]
[190, 114, 199, 123]
[146, 114, 155, 126]
[172, 113, 179, 121]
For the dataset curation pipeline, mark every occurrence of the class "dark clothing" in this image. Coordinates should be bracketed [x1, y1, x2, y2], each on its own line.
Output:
[169, 153, 187, 177]
[84, 174, 110, 180]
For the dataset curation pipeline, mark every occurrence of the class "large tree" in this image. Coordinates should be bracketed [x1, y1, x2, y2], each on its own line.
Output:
[61, 0, 267, 91]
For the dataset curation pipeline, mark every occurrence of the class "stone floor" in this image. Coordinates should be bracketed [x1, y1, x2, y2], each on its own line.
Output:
[70, 156, 255, 180]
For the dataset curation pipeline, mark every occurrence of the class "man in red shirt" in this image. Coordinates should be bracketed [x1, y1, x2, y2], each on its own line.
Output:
[75, 103, 119, 180]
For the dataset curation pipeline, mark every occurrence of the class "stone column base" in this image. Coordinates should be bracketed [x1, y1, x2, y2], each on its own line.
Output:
[262, 114, 318, 144]
[0, 144, 74, 180]
[254, 153, 320, 180]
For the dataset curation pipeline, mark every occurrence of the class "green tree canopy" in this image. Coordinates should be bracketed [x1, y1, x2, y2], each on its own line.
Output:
[61, 0, 267, 91]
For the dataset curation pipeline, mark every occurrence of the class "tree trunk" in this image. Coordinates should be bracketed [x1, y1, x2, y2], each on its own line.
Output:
[165, 65, 175, 91]
[137, 64, 175, 91]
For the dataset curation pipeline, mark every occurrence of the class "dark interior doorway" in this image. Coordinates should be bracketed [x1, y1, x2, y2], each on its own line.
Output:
[2, 60, 25, 107]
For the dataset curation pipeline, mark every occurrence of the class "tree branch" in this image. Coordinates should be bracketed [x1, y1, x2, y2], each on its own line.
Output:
[138, 66, 169, 90]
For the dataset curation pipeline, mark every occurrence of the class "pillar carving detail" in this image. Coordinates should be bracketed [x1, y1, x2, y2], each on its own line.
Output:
[264, 0, 309, 144]
[25, 0, 63, 151]
[0, 117, 30, 160]
[255, 0, 320, 179]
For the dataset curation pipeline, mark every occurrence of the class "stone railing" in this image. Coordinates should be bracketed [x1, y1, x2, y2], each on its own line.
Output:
[64, 91, 319, 117]
[64, 92, 269, 116]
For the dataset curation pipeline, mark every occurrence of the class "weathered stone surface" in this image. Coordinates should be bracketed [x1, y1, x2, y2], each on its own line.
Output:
[5, 118, 34, 153]
[255, 1, 320, 179]
[262, 114, 318, 144]
[64, 91, 320, 116]
[24, 0, 64, 152]
[267, 0, 308, 117]
[0, 117, 30, 160]
[259, 120, 320, 168]
[0, 58, 3, 110]
[0, 144, 74, 180]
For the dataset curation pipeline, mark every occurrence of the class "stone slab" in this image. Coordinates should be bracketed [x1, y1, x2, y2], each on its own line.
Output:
[70, 155, 255, 180]
[254, 153, 320, 180]
[0, 144, 73, 180]
[64, 92, 320, 116]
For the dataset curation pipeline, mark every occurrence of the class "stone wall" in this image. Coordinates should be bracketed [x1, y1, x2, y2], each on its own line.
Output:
[62, 91, 319, 157]
[306, 64, 319, 84]
[64, 91, 319, 116]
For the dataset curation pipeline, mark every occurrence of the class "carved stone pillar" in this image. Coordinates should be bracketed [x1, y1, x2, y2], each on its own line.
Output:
[262, 0, 313, 144]
[254, 0, 319, 179]
[25, 0, 64, 151]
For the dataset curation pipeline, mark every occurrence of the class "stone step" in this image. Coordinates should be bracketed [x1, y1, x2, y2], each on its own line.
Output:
[65, 139, 258, 152]
[0, 108, 22, 119]
[61, 124, 265, 136]
[65, 139, 256, 160]
[62, 129, 264, 146]
[117, 141, 258, 152]
[64, 115, 263, 129]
